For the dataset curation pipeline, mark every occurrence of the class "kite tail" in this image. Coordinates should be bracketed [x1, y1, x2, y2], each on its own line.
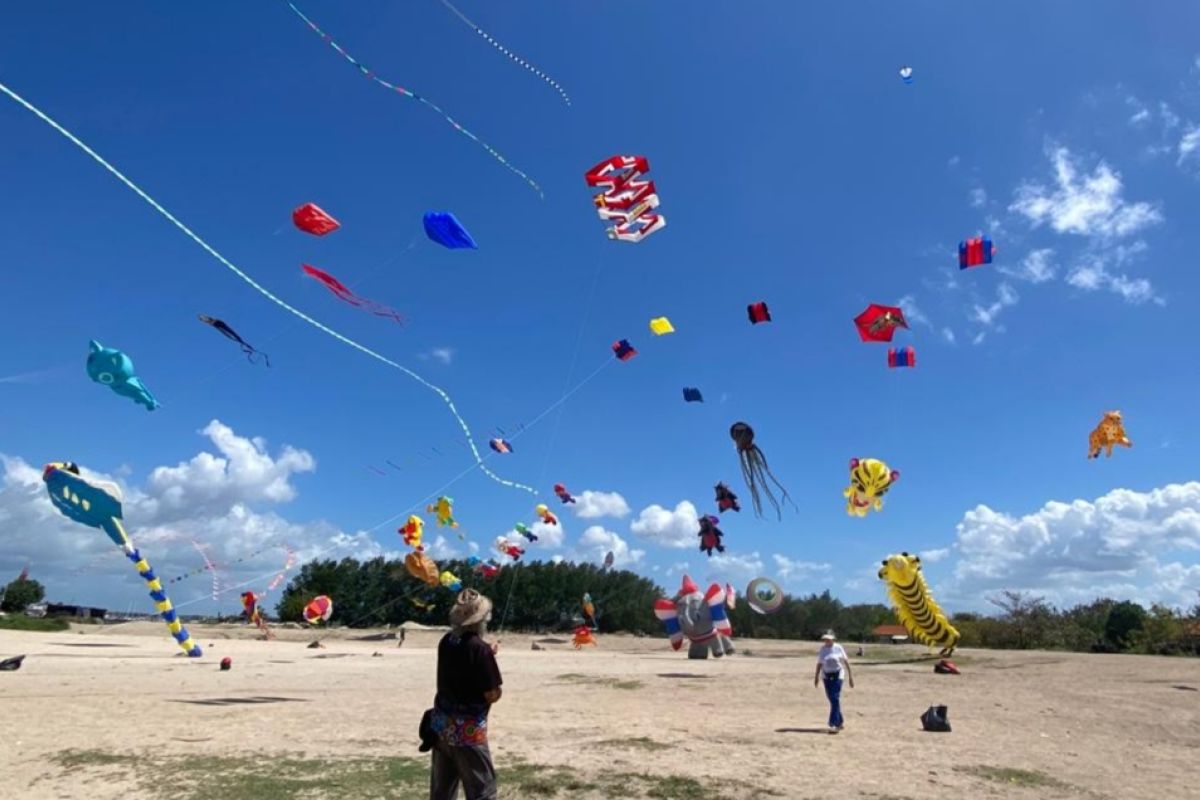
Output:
[755, 449, 796, 519]
[284, 1, 543, 197]
[436, 0, 571, 107]
[118, 531, 202, 657]
[0, 79, 536, 496]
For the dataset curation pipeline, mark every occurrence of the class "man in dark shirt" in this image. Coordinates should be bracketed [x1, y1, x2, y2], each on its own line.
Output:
[428, 589, 502, 800]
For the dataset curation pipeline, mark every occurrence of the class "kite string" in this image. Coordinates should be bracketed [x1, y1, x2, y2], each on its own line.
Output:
[284, 1, 543, 197]
[0, 78, 535, 496]
[436, 0, 571, 107]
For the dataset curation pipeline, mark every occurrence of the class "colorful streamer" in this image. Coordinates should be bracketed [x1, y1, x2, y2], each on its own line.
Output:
[284, 1, 543, 197]
[436, 0, 571, 106]
[302, 264, 406, 324]
[191, 541, 220, 603]
[0, 79, 536, 496]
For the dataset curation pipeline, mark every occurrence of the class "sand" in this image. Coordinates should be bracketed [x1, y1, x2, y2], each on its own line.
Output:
[2, 621, 1198, 799]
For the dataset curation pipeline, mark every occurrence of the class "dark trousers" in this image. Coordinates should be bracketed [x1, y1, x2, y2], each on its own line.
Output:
[823, 675, 844, 728]
[430, 739, 497, 800]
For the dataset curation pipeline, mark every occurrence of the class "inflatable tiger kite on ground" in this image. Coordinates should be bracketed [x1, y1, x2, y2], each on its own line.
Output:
[1088, 410, 1132, 459]
[878, 552, 959, 656]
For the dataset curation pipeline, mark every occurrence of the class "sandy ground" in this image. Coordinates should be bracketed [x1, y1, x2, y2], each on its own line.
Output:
[1, 621, 1199, 799]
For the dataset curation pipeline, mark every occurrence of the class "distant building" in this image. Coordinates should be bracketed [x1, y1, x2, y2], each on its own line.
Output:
[872, 624, 910, 643]
[46, 603, 107, 620]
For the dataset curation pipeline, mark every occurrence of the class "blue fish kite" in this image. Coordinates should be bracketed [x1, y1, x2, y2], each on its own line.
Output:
[42, 462, 127, 546]
[423, 211, 478, 250]
[87, 340, 159, 410]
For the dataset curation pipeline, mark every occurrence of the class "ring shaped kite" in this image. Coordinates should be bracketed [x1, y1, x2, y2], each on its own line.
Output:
[746, 577, 784, 615]
[0, 79, 535, 496]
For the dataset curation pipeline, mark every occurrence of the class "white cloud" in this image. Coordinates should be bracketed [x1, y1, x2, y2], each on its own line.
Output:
[707, 551, 765, 584]
[920, 548, 951, 563]
[420, 347, 455, 365]
[1160, 101, 1181, 130]
[1178, 125, 1200, 165]
[941, 327, 957, 345]
[772, 554, 832, 579]
[0, 424, 375, 612]
[969, 282, 1019, 327]
[1010, 146, 1162, 239]
[897, 294, 931, 328]
[947, 155, 961, 168]
[1128, 108, 1151, 126]
[1000, 249, 1057, 284]
[972, 331, 986, 346]
[969, 187, 988, 207]
[528, 520, 564, 549]
[946, 482, 1200, 609]
[1065, 242, 1160, 304]
[573, 490, 631, 519]
[630, 500, 699, 549]
[577, 525, 643, 567]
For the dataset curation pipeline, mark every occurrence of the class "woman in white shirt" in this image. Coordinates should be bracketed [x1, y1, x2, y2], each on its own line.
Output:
[813, 631, 854, 734]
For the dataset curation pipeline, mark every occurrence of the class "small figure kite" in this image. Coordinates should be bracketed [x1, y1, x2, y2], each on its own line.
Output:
[494, 535, 525, 561]
[553, 483, 576, 504]
[514, 522, 538, 542]
[293, 202, 340, 236]
[714, 482, 741, 513]
[612, 339, 637, 361]
[1088, 410, 1132, 459]
[899, 66, 914, 84]
[87, 340, 159, 411]
[198, 315, 270, 366]
[698, 514, 725, 557]
[399, 515, 424, 548]
[602, 551, 614, 570]
[573, 625, 598, 648]
[845, 458, 900, 517]
[730, 422, 795, 519]
[582, 593, 596, 629]
[747, 302, 771, 324]
[427, 496, 458, 529]
[888, 346, 916, 368]
[302, 264, 406, 324]
[649, 317, 675, 335]
[725, 583, 737, 610]
[959, 236, 994, 269]
[423, 211, 478, 250]
[682, 387, 703, 403]
[439, 570, 463, 592]
[854, 304, 909, 343]
[489, 438, 513, 454]
[303, 595, 333, 624]
[535, 504, 558, 526]
[241, 591, 273, 639]
[469, 557, 501, 579]
[406, 550, 440, 587]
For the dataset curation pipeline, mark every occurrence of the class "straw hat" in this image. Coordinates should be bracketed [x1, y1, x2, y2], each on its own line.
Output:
[449, 589, 493, 627]
[820, 631, 836, 641]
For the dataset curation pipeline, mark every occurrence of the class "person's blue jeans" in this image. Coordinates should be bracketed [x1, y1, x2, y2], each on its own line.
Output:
[823, 675, 844, 728]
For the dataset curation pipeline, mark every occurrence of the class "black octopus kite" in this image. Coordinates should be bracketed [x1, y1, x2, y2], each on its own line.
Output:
[730, 422, 795, 520]
[198, 315, 270, 366]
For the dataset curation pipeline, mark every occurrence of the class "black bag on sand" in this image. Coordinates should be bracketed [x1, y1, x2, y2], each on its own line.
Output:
[418, 709, 437, 752]
[921, 704, 951, 732]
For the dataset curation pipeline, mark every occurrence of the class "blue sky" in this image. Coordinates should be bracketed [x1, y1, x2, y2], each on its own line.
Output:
[2, 1, 1199, 617]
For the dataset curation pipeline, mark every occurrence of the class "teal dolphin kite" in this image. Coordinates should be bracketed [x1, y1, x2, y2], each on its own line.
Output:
[86, 340, 159, 410]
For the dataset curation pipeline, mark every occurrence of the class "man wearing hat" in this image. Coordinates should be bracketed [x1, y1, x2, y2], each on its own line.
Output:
[427, 589, 503, 799]
[813, 630, 854, 734]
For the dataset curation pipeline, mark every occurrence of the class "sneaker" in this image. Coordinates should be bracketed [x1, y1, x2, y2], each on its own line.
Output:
[828, 727, 839, 735]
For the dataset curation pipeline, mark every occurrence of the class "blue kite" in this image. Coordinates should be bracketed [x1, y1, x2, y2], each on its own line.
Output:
[423, 212, 478, 250]
[87, 340, 159, 411]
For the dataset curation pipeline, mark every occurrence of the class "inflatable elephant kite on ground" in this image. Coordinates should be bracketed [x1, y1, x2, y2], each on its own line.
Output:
[653, 575, 735, 659]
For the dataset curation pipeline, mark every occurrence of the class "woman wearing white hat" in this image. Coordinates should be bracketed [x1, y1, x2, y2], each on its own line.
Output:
[426, 589, 503, 799]
[813, 630, 854, 734]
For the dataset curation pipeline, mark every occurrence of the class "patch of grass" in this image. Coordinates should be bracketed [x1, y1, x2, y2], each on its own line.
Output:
[52, 750, 137, 770]
[597, 736, 671, 752]
[0, 614, 70, 632]
[555, 673, 644, 690]
[957, 765, 1071, 790]
[502, 762, 595, 796]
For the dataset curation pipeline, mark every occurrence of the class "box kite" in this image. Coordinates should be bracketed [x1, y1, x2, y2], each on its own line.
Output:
[854, 304, 908, 342]
[293, 202, 340, 236]
[612, 339, 637, 361]
[958, 236, 994, 269]
[747, 302, 771, 324]
[888, 346, 916, 368]
[649, 317, 675, 335]
[682, 387, 703, 403]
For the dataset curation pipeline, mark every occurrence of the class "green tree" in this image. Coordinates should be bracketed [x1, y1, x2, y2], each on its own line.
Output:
[1132, 603, 1185, 655]
[1, 577, 45, 613]
[1104, 600, 1147, 651]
